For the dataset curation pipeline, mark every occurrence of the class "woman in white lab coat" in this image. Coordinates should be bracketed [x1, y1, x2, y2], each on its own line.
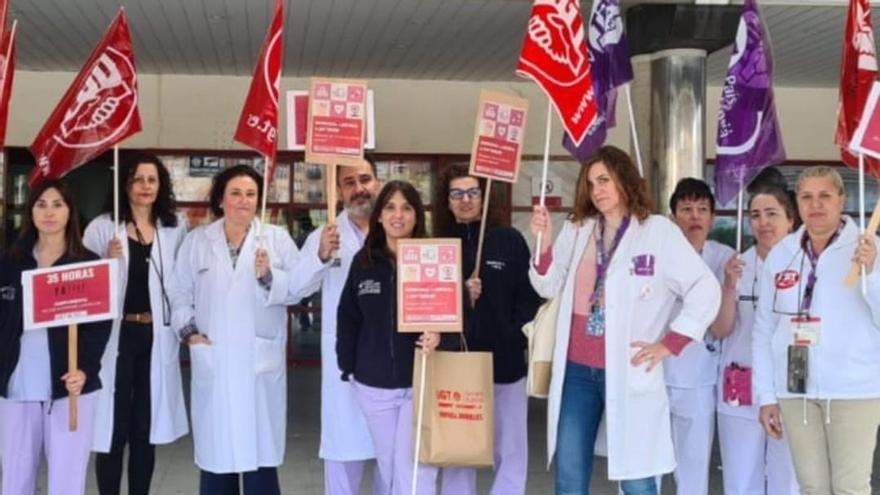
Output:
[528, 146, 721, 495]
[752, 166, 880, 495]
[712, 184, 799, 495]
[84, 153, 188, 495]
[169, 164, 302, 495]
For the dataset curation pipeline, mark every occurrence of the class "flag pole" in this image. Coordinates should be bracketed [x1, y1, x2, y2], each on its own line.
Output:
[624, 83, 644, 177]
[113, 145, 120, 229]
[259, 155, 271, 240]
[736, 188, 744, 253]
[411, 349, 428, 495]
[859, 152, 867, 296]
[534, 100, 553, 265]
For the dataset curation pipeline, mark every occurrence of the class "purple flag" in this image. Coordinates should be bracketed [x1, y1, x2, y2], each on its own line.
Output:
[714, 0, 785, 205]
[562, 0, 634, 161]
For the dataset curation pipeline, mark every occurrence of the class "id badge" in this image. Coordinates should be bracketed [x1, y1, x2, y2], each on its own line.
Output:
[790, 316, 821, 346]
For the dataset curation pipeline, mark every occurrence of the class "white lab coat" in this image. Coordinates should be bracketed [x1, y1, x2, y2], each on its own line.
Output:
[169, 218, 302, 473]
[288, 211, 375, 461]
[664, 239, 734, 390]
[83, 214, 189, 452]
[753, 217, 880, 406]
[529, 215, 721, 480]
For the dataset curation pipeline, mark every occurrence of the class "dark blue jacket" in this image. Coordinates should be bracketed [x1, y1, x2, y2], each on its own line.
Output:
[450, 222, 542, 383]
[0, 239, 112, 400]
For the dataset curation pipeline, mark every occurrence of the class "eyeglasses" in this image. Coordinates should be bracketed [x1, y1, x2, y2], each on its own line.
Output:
[449, 187, 482, 201]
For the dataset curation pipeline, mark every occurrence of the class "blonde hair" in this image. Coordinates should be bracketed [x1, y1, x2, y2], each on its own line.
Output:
[796, 166, 845, 195]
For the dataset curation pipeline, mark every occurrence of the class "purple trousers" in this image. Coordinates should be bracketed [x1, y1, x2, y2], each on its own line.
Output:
[324, 459, 387, 495]
[441, 378, 529, 495]
[351, 381, 438, 495]
[0, 393, 98, 495]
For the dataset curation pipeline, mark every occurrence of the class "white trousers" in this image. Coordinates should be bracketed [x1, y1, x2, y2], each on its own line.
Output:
[717, 413, 799, 495]
[666, 386, 715, 495]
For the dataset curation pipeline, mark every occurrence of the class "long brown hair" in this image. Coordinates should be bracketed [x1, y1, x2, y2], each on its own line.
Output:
[358, 180, 427, 267]
[11, 179, 86, 260]
[571, 145, 652, 223]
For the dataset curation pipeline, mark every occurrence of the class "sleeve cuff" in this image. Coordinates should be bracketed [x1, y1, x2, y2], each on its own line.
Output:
[534, 247, 553, 275]
[661, 331, 692, 356]
[178, 321, 199, 342]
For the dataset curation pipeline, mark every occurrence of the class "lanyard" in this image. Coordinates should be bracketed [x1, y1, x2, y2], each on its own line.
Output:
[590, 215, 630, 306]
[135, 225, 171, 326]
[799, 222, 843, 314]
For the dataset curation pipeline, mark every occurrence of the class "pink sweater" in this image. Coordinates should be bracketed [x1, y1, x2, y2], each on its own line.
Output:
[536, 236, 690, 369]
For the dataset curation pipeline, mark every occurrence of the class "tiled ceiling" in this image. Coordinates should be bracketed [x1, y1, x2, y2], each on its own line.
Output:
[9, 0, 867, 87]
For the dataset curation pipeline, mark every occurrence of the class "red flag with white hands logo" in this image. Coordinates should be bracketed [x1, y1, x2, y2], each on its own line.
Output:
[516, 0, 598, 145]
[836, 0, 880, 177]
[28, 9, 141, 187]
[0, 21, 17, 149]
[235, 0, 284, 181]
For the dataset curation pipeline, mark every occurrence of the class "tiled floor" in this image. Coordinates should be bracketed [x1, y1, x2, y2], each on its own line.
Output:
[3, 366, 734, 494]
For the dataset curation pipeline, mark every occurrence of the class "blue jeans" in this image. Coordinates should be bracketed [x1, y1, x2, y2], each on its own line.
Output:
[199, 467, 280, 495]
[555, 362, 657, 495]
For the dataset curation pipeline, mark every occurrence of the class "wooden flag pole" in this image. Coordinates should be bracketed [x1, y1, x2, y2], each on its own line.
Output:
[858, 153, 867, 295]
[326, 163, 341, 264]
[534, 100, 553, 265]
[846, 193, 880, 287]
[411, 349, 428, 495]
[471, 179, 493, 279]
[68, 323, 78, 431]
[623, 83, 644, 177]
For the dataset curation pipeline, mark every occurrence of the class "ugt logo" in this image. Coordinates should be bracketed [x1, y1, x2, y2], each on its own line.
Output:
[55, 47, 138, 149]
[524, 0, 589, 84]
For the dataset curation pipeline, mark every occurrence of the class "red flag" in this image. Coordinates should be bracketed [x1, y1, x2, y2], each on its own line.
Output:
[836, 0, 880, 177]
[516, 0, 598, 146]
[0, 0, 8, 37]
[0, 22, 16, 149]
[28, 9, 141, 186]
[235, 0, 284, 181]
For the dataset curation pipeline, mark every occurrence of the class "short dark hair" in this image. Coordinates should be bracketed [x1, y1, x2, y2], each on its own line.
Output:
[669, 178, 716, 214]
[209, 164, 263, 218]
[433, 164, 500, 235]
[358, 180, 426, 267]
[748, 184, 800, 228]
[102, 152, 178, 227]
[336, 153, 378, 186]
[11, 179, 85, 259]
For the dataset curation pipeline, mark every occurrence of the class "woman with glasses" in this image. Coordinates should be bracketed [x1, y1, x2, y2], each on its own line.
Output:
[712, 184, 799, 495]
[753, 166, 880, 495]
[434, 165, 541, 495]
[529, 146, 721, 495]
[84, 153, 189, 495]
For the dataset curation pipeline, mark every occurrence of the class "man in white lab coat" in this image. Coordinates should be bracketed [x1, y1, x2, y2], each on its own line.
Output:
[289, 157, 384, 495]
[664, 178, 734, 495]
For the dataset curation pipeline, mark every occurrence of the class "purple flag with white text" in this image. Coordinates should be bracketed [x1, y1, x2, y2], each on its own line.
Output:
[714, 0, 785, 205]
[562, 0, 634, 161]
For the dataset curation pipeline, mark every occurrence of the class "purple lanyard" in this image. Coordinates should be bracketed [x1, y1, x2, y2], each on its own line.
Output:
[590, 215, 631, 305]
[799, 222, 843, 313]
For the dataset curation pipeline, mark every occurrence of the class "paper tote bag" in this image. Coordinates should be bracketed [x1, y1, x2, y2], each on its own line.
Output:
[412, 350, 494, 467]
[521, 296, 559, 398]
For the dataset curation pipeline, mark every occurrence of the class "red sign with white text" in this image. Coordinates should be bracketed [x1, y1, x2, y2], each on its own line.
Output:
[397, 239, 463, 333]
[305, 78, 367, 166]
[22, 259, 119, 330]
[470, 91, 529, 183]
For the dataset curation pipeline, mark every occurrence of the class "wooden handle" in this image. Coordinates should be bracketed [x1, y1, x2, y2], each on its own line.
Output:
[471, 179, 493, 279]
[68, 323, 78, 432]
[326, 163, 339, 261]
[846, 199, 880, 287]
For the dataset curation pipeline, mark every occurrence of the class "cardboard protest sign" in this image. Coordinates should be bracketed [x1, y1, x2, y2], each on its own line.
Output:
[22, 259, 119, 330]
[286, 89, 375, 151]
[305, 78, 368, 166]
[397, 238, 463, 333]
[469, 90, 529, 183]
